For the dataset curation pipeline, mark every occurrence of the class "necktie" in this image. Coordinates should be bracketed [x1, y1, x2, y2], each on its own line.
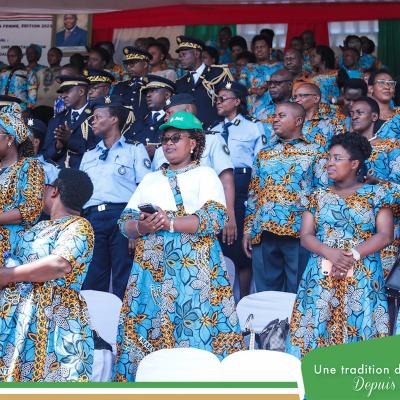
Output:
[152, 112, 160, 125]
[64, 30, 72, 41]
[221, 121, 233, 144]
[71, 111, 79, 125]
[99, 148, 109, 161]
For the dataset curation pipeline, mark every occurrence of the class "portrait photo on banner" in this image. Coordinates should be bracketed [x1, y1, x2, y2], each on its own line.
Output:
[52, 14, 91, 54]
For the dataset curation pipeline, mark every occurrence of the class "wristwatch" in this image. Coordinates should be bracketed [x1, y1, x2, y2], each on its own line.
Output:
[351, 248, 361, 261]
[169, 218, 175, 233]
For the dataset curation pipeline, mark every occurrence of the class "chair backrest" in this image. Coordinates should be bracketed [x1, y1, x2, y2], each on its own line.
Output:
[221, 350, 304, 398]
[136, 348, 221, 381]
[80, 290, 122, 350]
[236, 291, 296, 333]
[223, 256, 235, 288]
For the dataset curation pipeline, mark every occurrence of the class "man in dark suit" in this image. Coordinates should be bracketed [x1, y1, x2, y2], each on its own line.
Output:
[56, 14, 87, 47]
[43, 76, 97, 169]
[113, 47, 151, 122]
[126, 75, 175, 158]
[175, 35, 232, 128]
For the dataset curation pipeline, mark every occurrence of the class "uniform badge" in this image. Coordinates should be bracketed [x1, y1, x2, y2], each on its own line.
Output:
[27, 118, 34, 127]
[165, 98, 171, 106]
[223, 144, 230, 155]
[105, 96, 111, 104]
[144, 159, 151, 169]
[118, 166, 126, 175]
[225, 82, 232, 89]
[262, 135, 267, 145]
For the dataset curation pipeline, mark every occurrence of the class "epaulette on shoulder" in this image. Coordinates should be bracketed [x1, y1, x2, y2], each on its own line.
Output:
[125, 137, 141, 145]
[244, 114, 259, 123]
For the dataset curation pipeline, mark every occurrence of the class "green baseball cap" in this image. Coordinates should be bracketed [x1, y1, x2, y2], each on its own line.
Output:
[159, 111, 203, 131]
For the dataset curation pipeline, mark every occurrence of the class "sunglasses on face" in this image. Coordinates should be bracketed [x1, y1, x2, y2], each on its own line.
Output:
[160, 132, 190, 144]
[374, 79, 397, 88]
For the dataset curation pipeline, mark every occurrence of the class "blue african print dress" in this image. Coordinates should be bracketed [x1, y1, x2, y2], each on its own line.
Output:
[113, 163, 244, 382]
[0, 158, 44, 267]
[287, 184, 391, 359]
[311, 71, 340, 105]
[0, 216, 94, 381]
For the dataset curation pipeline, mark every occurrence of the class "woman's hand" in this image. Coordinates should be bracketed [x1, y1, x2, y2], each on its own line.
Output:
[137, 208, 170, 234]
[325, 248, 354, 278]
[242, 233, 253, 258]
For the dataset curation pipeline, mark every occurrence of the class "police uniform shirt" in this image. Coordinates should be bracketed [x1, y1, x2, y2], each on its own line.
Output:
[36, 154, 60, 185]
[43, 103, 97, 169]
[113, 77, 148, 121]
[152, 133, 234, 175]
[127, 110, 165, 145]
[80, 136, 151, 208]
[211, 114, 266, 168]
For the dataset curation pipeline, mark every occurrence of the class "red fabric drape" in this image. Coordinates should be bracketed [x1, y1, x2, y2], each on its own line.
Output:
[92, 2, 400, 45]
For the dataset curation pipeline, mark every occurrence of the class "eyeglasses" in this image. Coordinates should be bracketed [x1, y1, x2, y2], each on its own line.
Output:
[374, 79, 397, 88]
[291, 93, 315, 101]
[215, 96, 237, 104]
[328, 155, 352, 162]
[267, 80, 292, 87]
[160, 132, 190, 144]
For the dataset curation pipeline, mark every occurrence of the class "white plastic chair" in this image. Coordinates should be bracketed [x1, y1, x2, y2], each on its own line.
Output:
[221, 350, 304, 399]
[80, 290, 122, 352]
[236, 291, 296, 333]
[136, 348, 221, 381]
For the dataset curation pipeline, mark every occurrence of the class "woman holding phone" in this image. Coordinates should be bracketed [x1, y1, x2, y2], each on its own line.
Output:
[113, 111, 244, 381]
[287, 133, 394, 359]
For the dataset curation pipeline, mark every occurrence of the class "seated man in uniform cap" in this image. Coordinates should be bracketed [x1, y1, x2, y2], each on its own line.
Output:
[80, 95, 151, 300]
[113, 47, 152, 122]
[211, 81, 266, 298]
[0, 94, 22, 110]
[126, 75, 175, 158]
[43, 75, 97, 169]
[153, 93, 238, 249]
[175, 35, 232, 128]
[84, 68, 114, 103]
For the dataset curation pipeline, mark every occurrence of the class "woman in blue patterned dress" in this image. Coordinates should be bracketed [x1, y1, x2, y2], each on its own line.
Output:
[0, 104, 44, 267]
[113, 112, 244, 381]
[287, 133, 394, 359]
[0, 169, 95, 381]
[310, 46, 340, 105]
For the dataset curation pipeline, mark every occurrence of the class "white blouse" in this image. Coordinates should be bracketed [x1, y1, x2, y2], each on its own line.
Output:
[126, 166, 226, 214]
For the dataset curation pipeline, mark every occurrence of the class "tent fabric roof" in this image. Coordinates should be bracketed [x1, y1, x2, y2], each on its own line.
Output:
[0, 0, 396, 14]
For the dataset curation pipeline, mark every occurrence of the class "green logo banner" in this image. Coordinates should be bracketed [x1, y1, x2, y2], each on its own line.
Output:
[302, 336, 400, 399]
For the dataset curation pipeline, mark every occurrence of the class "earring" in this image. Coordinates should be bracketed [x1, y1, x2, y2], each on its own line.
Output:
[190, 149, 194, 154]
[7, 142, 11, 148]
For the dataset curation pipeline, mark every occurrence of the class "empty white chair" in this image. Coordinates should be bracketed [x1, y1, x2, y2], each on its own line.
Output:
[80, 290, 122, 351]
[136, 348, 221, 381]
[221, 350, 304, 399]
[236, 291, 296, 333]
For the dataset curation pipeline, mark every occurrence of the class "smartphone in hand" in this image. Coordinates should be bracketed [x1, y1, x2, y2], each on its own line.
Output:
[138, 203, 158, 214]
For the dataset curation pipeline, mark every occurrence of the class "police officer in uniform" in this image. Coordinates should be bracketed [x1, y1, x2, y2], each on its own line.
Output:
[211, 81, 266, 298]
[113, 47, 151, 122]
[152, 93, 238, 251]
[43, 75, 97, 169]
[175, 35, 233, 128]
[126, 74, 175, 158]
[84, 68, 114, 102]
[80, 95, 151, 300]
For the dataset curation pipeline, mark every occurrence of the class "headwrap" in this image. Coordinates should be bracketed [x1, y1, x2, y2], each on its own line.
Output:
[0, 103, 32, 145]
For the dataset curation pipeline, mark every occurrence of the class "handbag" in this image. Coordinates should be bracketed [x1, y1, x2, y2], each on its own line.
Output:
[385, 254, 400, 298]
[242, 314, 289, 352]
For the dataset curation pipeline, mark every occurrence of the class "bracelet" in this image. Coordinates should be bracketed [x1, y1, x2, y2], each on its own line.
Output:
[169, 218, 175, 233]
[136, 221, 144, 237]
